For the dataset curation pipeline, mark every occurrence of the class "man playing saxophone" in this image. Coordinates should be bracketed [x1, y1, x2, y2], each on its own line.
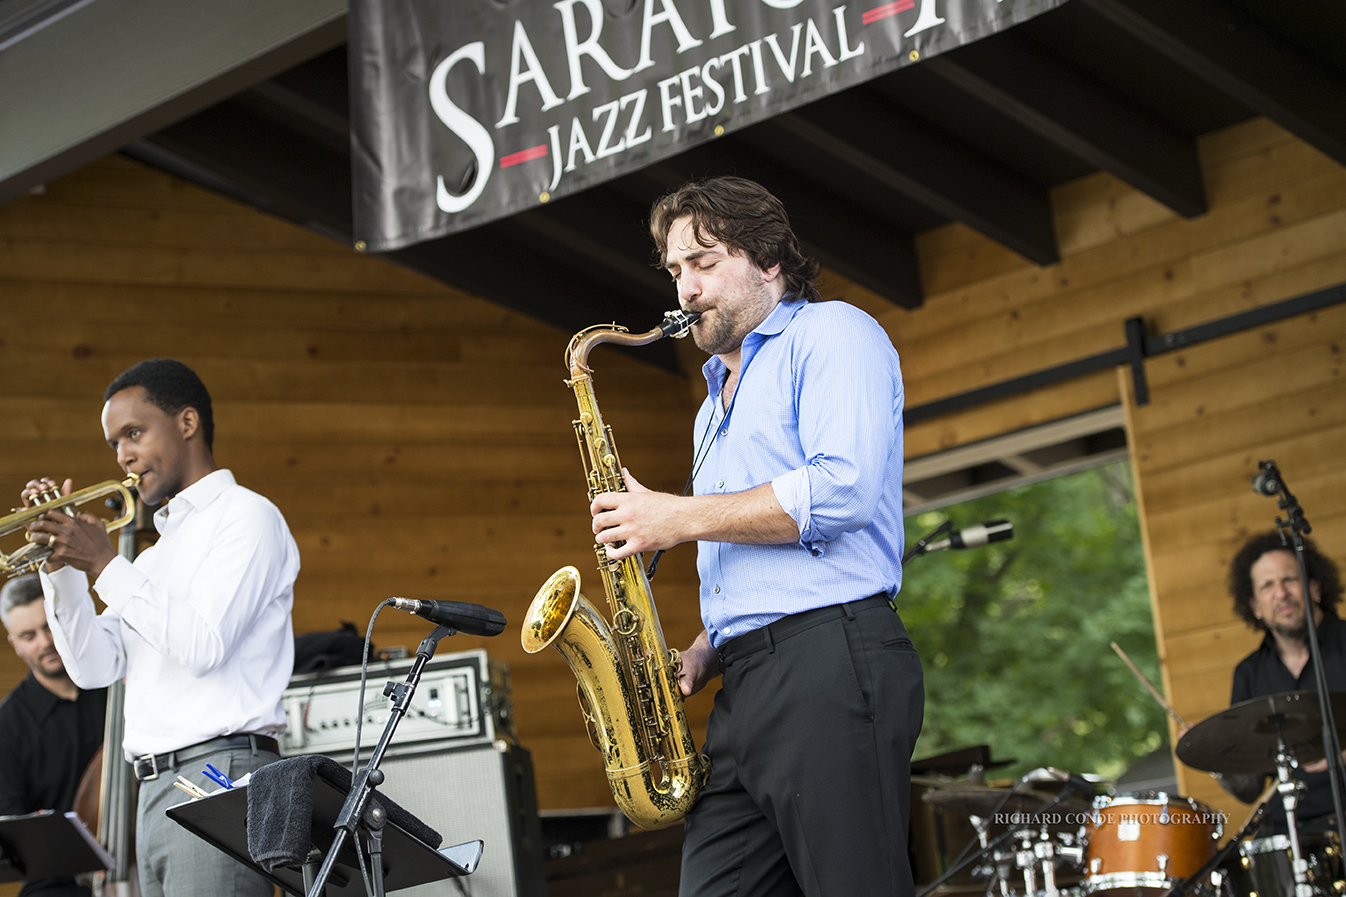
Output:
[590, 177, 923, 897]
[21, 358, 299, 897]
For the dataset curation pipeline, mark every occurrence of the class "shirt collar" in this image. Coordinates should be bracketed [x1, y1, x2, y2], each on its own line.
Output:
[154, 468, 235, 535]
[701, 295, 808, 387]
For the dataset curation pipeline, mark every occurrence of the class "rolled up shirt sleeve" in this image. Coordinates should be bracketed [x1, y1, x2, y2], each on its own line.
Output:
[769, 310, 902, 556]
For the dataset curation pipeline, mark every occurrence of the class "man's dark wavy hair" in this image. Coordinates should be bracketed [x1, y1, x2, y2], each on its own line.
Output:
[649, 176, 821, 302]
[104, 359, 215, 450]
[1229, 530, 1343, 629]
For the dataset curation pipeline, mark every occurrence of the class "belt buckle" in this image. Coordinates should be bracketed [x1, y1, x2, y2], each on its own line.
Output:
[134, 753, 160, 781]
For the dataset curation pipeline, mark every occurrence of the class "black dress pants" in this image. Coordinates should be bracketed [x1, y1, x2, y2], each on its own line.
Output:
[680, 595, 925, 897]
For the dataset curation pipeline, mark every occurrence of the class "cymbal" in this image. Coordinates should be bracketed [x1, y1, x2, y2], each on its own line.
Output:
[1176, 690, 1346, 775]
[921, 783, 1090, 819]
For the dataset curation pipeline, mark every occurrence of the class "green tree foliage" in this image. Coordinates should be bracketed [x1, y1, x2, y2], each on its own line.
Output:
[900, 462, 1167, 781]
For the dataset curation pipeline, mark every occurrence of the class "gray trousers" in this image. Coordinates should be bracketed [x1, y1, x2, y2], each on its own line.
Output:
[136, 745, 278, 897]
[680, 596, 925, 897]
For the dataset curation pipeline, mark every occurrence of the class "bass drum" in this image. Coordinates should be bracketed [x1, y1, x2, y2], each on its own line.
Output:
[1084, 792, 1222, 897]
[1219, 831, 1345, 897]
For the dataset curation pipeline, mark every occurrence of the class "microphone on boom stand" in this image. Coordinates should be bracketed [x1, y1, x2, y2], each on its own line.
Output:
[903, 520, 1014, 564]
[388, 598, 507, 637]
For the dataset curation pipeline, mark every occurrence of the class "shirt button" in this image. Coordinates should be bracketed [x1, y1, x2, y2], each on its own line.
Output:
[720, 429, 727, 437]
[716, 481, 724, 489]
[713, 586, 721, 594]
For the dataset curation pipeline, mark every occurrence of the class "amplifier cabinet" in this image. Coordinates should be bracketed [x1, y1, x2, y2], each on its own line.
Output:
[282, 649, 513, 757]
[359, 742, 546, 897]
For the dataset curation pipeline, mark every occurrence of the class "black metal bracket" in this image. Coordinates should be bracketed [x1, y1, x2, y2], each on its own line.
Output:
[904, 282, 1346, 424]
[1124, 316, 1150, 406]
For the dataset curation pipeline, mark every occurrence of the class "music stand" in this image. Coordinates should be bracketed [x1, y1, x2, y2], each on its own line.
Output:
[0, 811, 115, 883]
[166, 783, 482, 897]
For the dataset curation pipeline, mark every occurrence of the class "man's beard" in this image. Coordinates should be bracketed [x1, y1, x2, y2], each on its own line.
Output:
[691, 270, 777, 356]
[693, 305, 747, 355]
[1267, 615, 1309, 644]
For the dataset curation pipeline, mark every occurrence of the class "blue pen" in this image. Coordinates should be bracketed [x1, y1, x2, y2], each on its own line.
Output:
[202, 764, 233, 789]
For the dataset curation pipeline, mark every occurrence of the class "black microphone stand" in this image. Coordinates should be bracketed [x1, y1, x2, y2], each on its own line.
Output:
[1254, 460, 1346, 863]
[903, 520, 952, 565]
[305, 623, 457, 897]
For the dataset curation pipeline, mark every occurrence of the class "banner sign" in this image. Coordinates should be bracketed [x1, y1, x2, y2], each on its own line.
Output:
[349, 0, 1069, 252]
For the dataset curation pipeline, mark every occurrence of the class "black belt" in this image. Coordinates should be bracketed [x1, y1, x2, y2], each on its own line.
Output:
[718, 593, 892, 669]
[132, 734, 279, 782]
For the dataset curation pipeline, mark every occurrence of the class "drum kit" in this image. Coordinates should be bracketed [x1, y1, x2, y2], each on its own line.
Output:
[916, 690, 1346, 897]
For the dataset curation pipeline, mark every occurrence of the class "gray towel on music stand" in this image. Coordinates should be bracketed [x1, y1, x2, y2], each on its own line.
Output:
[246, 754, 442, 872]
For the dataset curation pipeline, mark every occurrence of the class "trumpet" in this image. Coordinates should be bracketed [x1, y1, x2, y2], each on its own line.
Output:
[1, 474, 140, 576]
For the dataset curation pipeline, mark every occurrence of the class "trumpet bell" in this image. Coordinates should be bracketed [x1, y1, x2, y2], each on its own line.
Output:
[1, 474, 140, 577]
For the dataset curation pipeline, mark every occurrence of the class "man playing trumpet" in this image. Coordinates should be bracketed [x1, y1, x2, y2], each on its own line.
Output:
[23, 358, 299, 897]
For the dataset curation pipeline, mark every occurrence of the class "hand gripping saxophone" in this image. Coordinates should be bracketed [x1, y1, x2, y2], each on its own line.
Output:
[521, 309, 709, 830]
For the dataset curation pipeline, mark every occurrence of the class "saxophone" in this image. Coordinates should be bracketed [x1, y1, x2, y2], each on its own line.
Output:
[521, 309, 709, 830]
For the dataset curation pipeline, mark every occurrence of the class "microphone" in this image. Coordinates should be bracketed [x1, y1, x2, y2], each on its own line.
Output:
[1252, 461, 1281, 496]
[926, 520, 1013, 553]
[388, 598, 507, 637]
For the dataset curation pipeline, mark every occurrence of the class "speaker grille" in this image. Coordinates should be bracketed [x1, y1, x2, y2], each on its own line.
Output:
[350, 745, 544, 897]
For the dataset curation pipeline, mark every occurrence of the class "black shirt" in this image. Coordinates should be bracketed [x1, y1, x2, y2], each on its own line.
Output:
[1231, 612, 1346, 826]
[0, 673, 107, 897]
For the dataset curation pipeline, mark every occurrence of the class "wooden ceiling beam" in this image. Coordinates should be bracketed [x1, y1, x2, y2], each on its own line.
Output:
[926, 32, 1207, 218]
[775, 90, 1060, 266]
[130, 102, 672, 359]
[1080, 0, 1346, 167]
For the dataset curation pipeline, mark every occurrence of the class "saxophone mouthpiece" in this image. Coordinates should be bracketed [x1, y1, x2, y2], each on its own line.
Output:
[660, 310, 700, 339]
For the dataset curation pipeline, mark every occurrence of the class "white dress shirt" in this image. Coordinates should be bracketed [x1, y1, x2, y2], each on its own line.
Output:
[42, 469, 299, 759]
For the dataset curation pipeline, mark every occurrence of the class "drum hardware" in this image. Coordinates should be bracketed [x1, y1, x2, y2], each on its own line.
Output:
[916, 783, 1089, 897]
[1273, 740, 1316, 897]
[1178, 693, 1346, 897]
[1224, 832, 1346, 897]
[1176, 692, 1346, 778]
[1083, 792, 1223, 897]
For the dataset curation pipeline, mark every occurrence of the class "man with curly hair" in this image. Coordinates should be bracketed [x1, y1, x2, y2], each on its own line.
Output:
[1220, 530, 1345, 828]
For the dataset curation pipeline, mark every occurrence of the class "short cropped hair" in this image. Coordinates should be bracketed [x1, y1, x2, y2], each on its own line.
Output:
[1, 574, 44, 631]
[649, 176, 821, 303]
[1229, 530, 1343, 629]
[105, 359, 214, 450]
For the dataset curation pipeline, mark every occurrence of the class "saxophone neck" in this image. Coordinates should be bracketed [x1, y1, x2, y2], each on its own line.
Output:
[567, 310, 700, 378]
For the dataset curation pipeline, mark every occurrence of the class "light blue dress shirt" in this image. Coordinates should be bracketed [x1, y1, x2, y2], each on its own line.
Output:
[693, 297, 905, 649]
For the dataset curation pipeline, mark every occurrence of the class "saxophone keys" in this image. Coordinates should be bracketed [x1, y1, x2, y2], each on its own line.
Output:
[613, 608, 640, 636]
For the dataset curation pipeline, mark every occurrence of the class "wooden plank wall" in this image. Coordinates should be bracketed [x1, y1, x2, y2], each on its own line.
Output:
[883, 118, 1346, 465]
[1122, 304, 1346, 821]
[0, 156, 708, 814]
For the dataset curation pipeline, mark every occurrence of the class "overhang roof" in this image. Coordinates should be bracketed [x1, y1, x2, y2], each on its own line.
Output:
[6, 0, 1346, 368]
